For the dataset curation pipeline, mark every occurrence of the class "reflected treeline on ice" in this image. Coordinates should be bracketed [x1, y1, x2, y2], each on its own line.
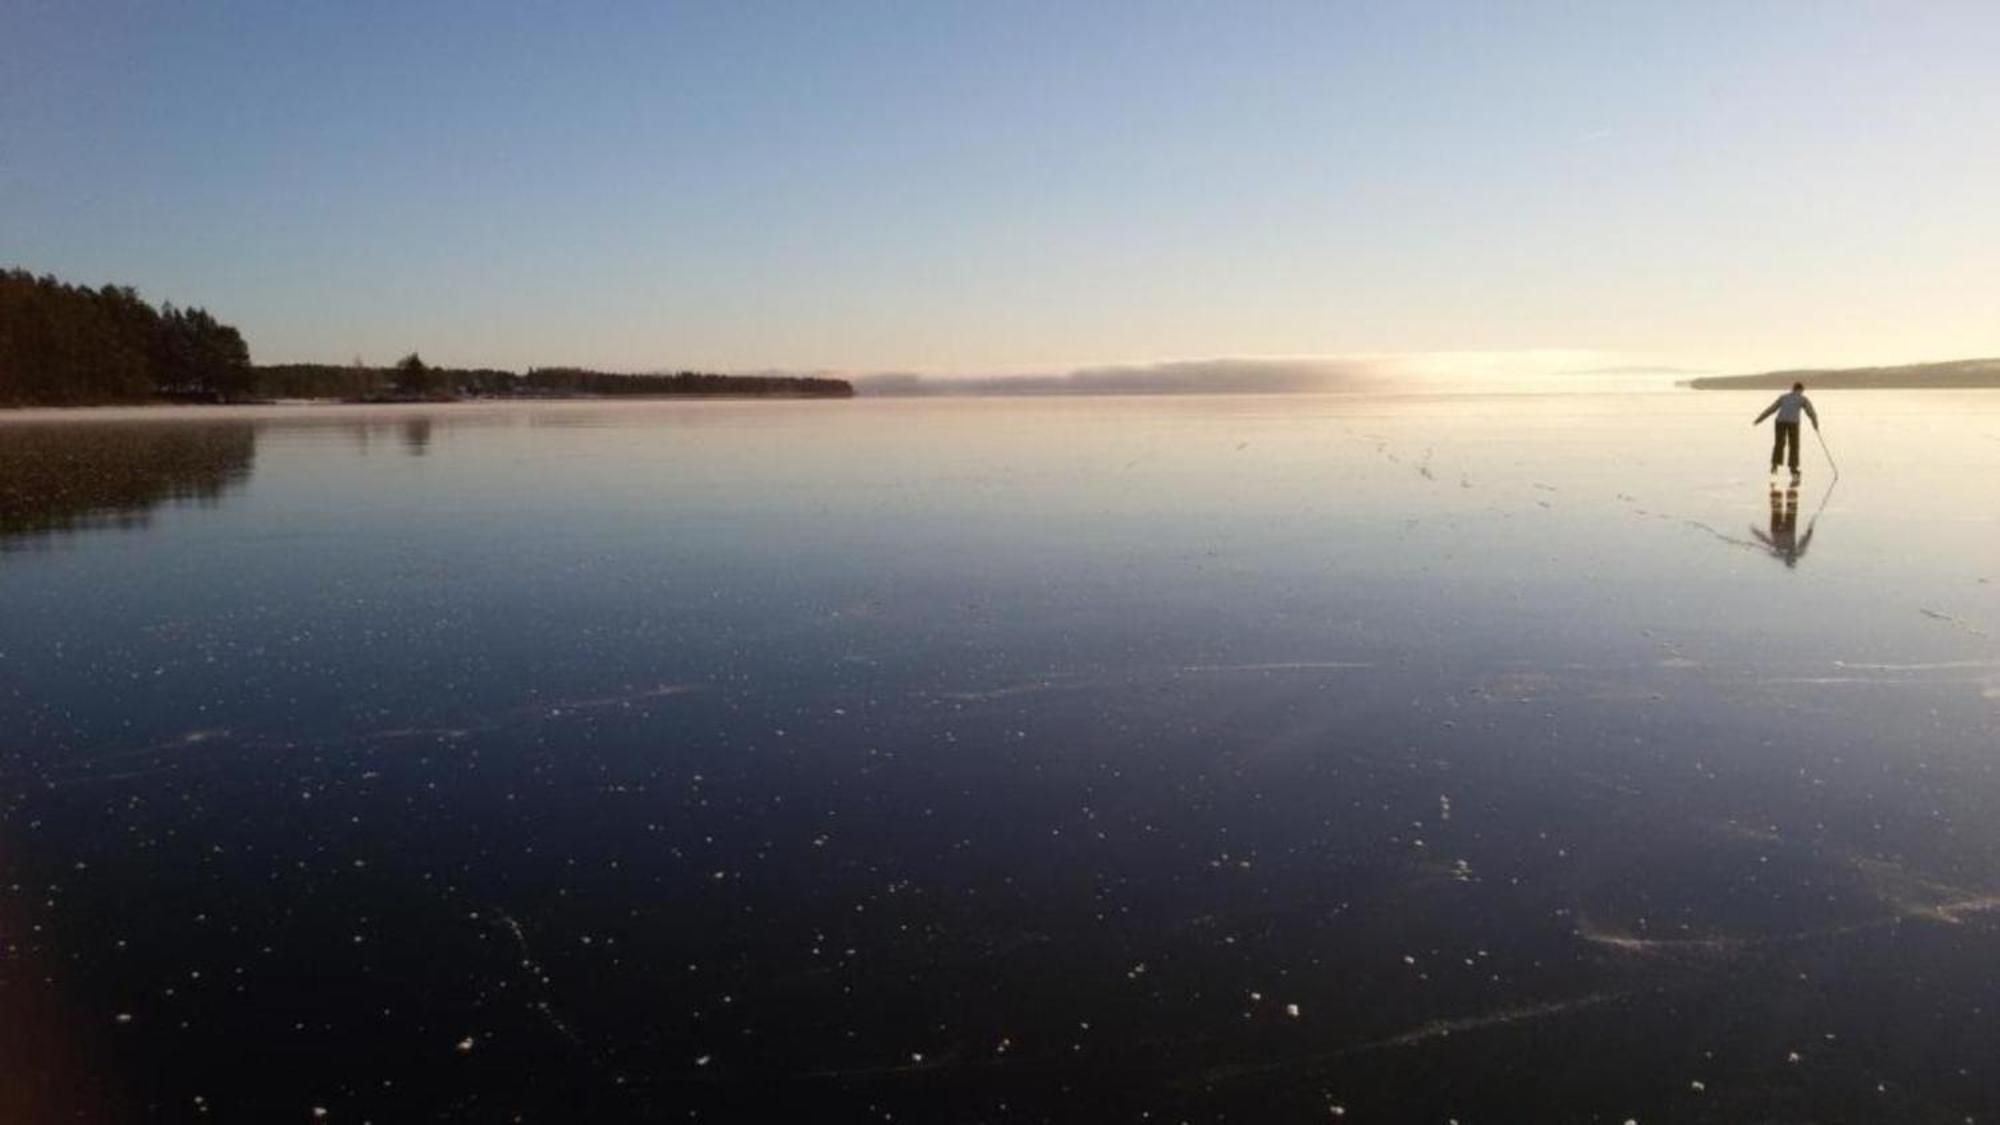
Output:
[0, 423, 256, 547]
[0, 408, 541, 551]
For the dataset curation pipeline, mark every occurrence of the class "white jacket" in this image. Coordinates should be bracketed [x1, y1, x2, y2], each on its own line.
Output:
[1756, 390, 1818, 426]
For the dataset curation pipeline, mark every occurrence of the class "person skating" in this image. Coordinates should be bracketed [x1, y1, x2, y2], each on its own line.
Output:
[1753, 381, 1819, 484]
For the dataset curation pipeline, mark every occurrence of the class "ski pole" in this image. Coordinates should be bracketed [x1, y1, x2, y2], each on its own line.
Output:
[1814, 426, 1839, 479]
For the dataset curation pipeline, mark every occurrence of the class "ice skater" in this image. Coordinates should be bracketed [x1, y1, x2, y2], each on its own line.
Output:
[1752, 381, 1819, 483]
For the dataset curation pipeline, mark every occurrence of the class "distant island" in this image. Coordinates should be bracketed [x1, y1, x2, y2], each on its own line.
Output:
[1687, 358, 2000, 391]
[0, 267, 850, 407]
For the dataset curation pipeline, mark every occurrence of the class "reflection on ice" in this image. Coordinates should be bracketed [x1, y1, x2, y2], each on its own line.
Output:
[0, 422, 254, 546]
[1752, 483, 1817, 566]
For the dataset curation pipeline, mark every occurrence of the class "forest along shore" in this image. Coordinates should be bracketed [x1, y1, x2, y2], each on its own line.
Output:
[1688, 358, 2000, 390]
[0, 267, 851, 407]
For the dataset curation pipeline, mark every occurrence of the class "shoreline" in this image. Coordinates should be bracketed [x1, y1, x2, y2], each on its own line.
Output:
[0, 391, 856, 416]
[1688, 358, 2000, 391]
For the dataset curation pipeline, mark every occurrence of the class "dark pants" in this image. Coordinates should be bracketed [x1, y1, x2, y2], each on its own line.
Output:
[1771, 421, 1800, 470]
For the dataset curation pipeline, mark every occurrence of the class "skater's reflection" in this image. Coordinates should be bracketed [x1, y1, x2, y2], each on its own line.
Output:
[1751, 484, 1814, 568]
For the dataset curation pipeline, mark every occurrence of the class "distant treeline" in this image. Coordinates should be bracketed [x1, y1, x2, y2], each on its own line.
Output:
[2, 266, 851, 406]
[1688, 358, 2000, 390]
[513, 366, 851, 398]
[257, 359, 852, 400]
[0, 269, 252, 405]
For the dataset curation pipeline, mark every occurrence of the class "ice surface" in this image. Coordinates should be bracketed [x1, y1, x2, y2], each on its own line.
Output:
[0, 391, 1996, 1119]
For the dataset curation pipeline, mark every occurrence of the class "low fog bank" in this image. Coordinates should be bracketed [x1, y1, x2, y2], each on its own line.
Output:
[855, 358, 1383, 397]
[853, 353, 1699, 397]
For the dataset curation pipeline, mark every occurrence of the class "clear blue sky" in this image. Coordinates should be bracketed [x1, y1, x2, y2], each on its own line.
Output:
[4, 1, 1997, 375]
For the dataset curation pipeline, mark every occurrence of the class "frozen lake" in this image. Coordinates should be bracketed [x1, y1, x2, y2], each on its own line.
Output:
[2, 390, 1996, 1120]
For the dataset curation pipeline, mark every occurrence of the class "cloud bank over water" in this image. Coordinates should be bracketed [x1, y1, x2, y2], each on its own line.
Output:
[851, 351, 1692, 396]
[855, 357, 1381, 397]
